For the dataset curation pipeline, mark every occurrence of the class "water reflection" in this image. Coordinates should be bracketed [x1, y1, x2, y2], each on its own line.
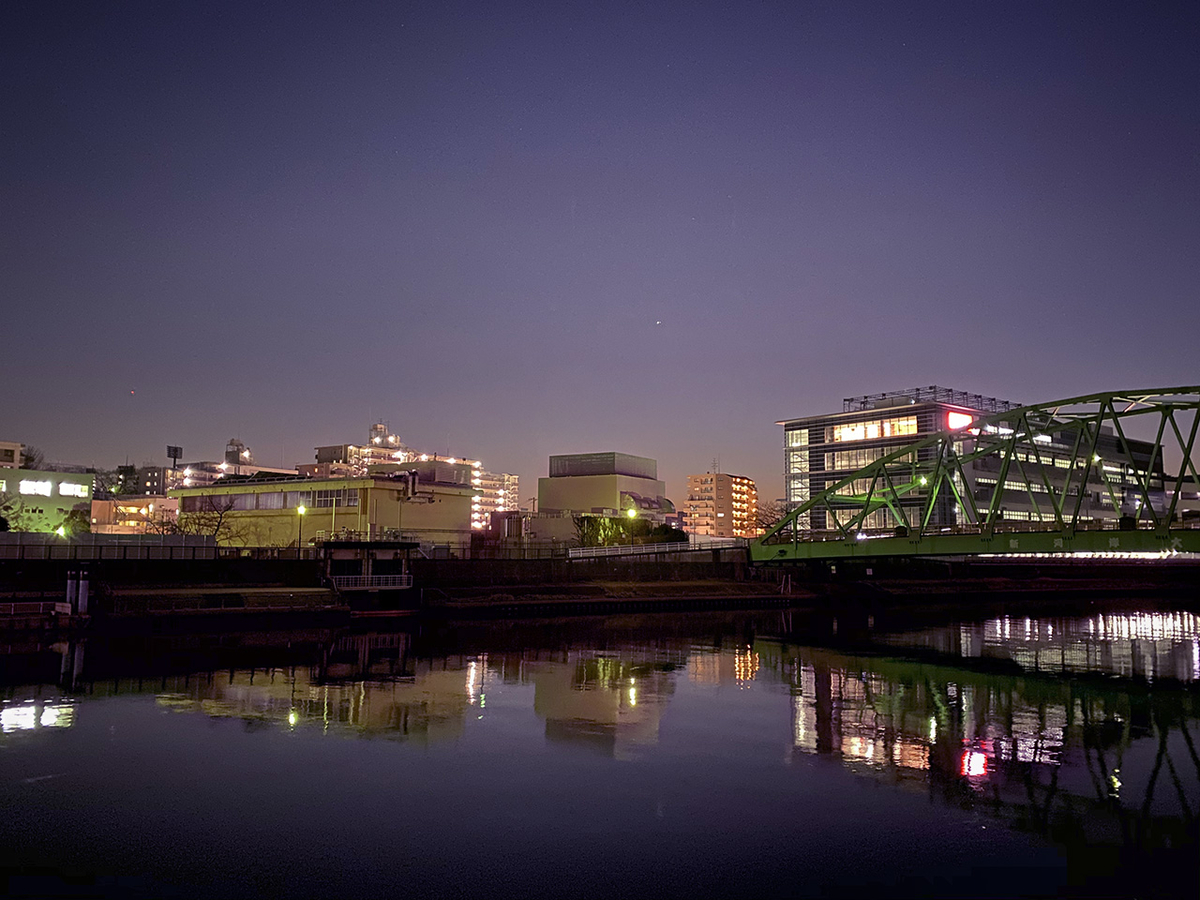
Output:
[1, 607, 1198, 897]
[882, 610, 1200, 681]
[0, 696, 75, 733]
[533, 651, 679, 757]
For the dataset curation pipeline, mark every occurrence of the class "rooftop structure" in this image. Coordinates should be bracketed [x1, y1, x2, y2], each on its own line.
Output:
[548, 452, 657, 480]
[841, 386, 1021, 414]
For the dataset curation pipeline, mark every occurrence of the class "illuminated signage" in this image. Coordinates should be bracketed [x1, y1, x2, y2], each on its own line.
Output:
[947, 411, 974, 430]
[19, 480, 52, 497]
[59, 482, 89, 498]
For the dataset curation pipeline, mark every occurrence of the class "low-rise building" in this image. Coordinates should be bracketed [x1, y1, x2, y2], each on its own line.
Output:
[316, 423, 518, 533]
[0, 469, 94, 533]
[0, 440, 23, 469]
[90, 496, 179, 535]
[170, 471, 473, 549]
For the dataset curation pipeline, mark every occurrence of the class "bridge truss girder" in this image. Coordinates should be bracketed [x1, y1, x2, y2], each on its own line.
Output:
[751, 387, 1200, 564]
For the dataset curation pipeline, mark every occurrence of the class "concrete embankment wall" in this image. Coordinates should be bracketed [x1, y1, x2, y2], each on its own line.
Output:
[410, 554, 746, 588]
[0, 558, 323, 594]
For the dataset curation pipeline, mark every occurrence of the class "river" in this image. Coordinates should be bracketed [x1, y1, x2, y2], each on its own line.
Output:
[2, 600, 1198, 898]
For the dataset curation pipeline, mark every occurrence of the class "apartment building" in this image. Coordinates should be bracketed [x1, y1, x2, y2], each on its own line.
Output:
[685, 473, 758, 538]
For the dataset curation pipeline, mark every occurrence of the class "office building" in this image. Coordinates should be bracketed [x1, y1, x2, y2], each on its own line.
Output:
[780, 386, 1164, 532]
[685, 473, 759, 538]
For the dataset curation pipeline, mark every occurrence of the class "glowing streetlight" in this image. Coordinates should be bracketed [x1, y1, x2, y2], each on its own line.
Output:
[297, 504, 306, 549]
[626, 508, 637, 518]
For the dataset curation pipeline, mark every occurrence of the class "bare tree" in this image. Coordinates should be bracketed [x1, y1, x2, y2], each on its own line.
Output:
[18, 445, 44, 470]
[89, 468, 127, 501]
[755, 499, 788, 534]
[178, 495, 245, 545]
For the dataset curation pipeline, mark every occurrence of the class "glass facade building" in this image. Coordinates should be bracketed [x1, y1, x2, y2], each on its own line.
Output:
[780, 387, 1164, 533]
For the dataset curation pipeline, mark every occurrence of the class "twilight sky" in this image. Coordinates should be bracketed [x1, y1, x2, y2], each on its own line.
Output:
[4, 1, 1198, 502]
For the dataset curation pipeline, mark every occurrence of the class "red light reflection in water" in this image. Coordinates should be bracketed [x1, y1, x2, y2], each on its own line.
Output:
[960, 749, 988, 778]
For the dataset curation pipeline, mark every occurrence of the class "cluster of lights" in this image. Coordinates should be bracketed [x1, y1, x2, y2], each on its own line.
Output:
[7, 479, 90, 498]
[1, 700, 75, 733]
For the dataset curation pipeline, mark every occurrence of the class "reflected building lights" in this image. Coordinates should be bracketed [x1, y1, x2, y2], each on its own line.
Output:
[888, 611, 1200, 683]
[0, 699, 76, 733]
[734, 647, 759, 685]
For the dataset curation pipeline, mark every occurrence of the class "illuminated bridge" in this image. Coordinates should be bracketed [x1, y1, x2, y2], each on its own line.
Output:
[750, 387, 1200, 564]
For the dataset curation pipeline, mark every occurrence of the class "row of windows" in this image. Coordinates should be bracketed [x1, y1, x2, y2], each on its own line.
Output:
[829, 416, 918, 444]
[181, 489, 361, 513]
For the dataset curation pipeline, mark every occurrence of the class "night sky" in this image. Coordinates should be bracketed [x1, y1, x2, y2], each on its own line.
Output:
[4, 1, 1198, 502]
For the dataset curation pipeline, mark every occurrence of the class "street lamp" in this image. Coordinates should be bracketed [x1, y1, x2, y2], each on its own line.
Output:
[297, 504, 306, 550]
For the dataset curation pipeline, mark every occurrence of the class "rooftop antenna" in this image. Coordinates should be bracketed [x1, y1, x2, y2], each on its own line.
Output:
[712, 456, 720, 474]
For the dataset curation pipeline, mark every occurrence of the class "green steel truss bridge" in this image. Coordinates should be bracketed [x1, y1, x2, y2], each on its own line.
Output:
[751, 387, 1200, 564]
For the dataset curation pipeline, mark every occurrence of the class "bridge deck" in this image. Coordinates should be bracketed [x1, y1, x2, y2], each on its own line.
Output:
[750, 525, 1200, 563]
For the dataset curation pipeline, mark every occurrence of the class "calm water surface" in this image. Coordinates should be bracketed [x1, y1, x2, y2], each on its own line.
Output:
[2, 604, 1198, 898]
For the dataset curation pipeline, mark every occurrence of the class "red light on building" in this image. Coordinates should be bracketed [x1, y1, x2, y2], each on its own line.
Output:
[947, 411, 974, 431]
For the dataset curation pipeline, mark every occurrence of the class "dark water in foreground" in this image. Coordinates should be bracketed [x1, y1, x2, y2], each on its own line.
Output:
[2, 604, 1199, 898]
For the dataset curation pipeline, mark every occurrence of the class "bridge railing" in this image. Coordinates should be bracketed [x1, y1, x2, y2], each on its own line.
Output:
[0, 601, 73, 616]
[567, 538, 746, 559]
[760, 517, 1200, 546]
[330, 575, 414, 590]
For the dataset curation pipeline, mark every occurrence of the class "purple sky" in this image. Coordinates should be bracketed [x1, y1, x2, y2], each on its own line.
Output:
[4, 1, 1198, 503]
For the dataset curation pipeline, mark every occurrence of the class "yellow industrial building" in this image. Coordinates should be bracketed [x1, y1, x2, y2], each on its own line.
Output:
[171, 471, 473, 548]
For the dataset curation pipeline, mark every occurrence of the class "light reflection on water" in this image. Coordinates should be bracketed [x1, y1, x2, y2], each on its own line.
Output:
[882, 610, 1200, 681]
[1, 607, 1198, 898]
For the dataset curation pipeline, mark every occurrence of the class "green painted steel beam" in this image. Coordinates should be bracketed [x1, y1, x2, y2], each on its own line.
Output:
[753, 385, 1200, 565]
[749, 527, 1200, 563]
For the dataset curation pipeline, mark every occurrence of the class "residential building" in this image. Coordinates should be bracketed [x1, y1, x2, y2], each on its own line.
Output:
[314, 423, 416, 474]
[0, 469, 94, 533]
[537, 452, 675, 523]
[174, 439, 298, 489]
[685, 473, 759, 538]
[136, 466, 175, 496]
[470, 469, 519, 531]
[780, 386, 1164, 532]
[0, 440, 23, 469]
[315, 423, 517, 532]
[90, 496, 179, 535]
